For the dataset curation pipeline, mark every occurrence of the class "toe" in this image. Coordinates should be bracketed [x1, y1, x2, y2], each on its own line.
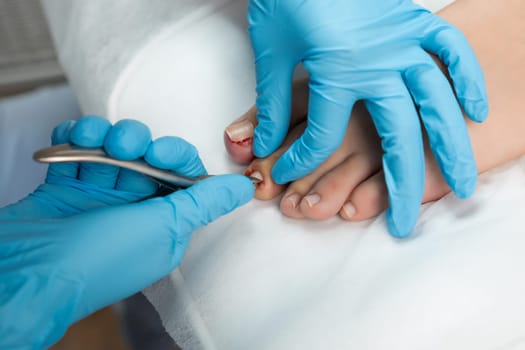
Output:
[297, 153, 381, 220]
[341, 158, 453, 222]
[224, 107, 258, 165]
[247, 122, 307, 201]
[341, 171, 389, 221]
[245, 159, 287, 200]
[280, 175, 321, 219]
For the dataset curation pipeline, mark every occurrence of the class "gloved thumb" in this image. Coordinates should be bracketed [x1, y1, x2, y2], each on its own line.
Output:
[69, 174, 254, 326]
[164, 174, 255, 249]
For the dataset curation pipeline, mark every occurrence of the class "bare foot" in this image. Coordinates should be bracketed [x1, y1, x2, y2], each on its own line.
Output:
[224, 0, 525, 223]
[225, 91, 448, 221]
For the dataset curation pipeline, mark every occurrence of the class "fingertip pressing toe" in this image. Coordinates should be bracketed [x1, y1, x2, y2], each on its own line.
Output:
[386, 209, 416, 239]
[463, 98, 489, 123]
[454, 175, 477, 199]
[252, 133, 272, 159]
[475, 102, 489, 123]
[270, 161, 293, 185]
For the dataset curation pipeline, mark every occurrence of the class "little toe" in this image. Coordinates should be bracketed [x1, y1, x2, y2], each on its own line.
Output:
[297, 153, 380, 220]
[280, 174, 322, 219]
[341, 171, 389, 222]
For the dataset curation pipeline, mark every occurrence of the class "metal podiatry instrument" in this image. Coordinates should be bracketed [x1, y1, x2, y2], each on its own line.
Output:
[33, 144, 261, 192]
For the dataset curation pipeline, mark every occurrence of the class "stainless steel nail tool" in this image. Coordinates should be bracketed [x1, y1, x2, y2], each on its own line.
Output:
[33, 144, 261, 191]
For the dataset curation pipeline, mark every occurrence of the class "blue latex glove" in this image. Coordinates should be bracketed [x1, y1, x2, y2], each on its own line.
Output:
[249, 0, 488, 238]
[0, 116, 254, 349]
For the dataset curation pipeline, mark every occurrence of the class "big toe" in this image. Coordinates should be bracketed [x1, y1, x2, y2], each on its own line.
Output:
[224, 107, 257, 165]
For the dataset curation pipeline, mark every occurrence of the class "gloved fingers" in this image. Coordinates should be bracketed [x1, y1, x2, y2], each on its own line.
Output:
[252, 57, 296, 158]
[103, 119, 152, 160]
[62, 174, 254, 321]
[47, 116, 119, 188]
[115, 169, 158, 195]
[48, 120, 79, 179]
[69, 115, 112, 147]
[422, 18, 488, 122]
[76, 163, 121, 189]
[116, 136, 207, 193]
[271, 85, 354, 184]
[52, 120, 76, 146]
[144, 136, 207, 178]
[67, 116, 121, 188]
[404, 58, 477, 198]
[365, 87, 425, 238]
[74, 118, 152, 189]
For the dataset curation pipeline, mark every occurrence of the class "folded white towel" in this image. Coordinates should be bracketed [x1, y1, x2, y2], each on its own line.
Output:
[41, 0, 234, 115]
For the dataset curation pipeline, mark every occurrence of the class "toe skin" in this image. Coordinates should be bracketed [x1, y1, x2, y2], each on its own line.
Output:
[343, 172, 389, 222]
[224, 132, 254, 165]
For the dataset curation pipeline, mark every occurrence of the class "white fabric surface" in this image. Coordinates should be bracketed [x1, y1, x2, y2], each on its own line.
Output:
[40, 0, 453, 116]
[41, 0, 525, 349]
[41, 0, 234, 115]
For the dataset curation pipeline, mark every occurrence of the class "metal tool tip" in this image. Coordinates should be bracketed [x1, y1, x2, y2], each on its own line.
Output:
[249, 176, 263, 185]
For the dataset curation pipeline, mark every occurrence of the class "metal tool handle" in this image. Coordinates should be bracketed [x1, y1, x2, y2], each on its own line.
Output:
[33, 144, 207, 190]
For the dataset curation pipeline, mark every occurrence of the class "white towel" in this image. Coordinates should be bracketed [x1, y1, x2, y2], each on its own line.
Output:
[40, 0, 234, 115]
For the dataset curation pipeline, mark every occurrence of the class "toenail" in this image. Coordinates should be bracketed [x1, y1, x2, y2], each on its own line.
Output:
[286, 193, 302, 208]
[303, 193, 321, 208]
[342, 202, 356, 219]
[250, 171, 264, 183]
[225, 119, 254, 142]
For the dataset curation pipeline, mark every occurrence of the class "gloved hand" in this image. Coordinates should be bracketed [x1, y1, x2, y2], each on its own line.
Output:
[0, 116, 254, 349]
[249, 0, 488, 238]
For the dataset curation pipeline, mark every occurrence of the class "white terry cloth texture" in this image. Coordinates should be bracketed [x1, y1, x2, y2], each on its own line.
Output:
[40, 0, 234, 116]
[41, 0, 525, 349]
